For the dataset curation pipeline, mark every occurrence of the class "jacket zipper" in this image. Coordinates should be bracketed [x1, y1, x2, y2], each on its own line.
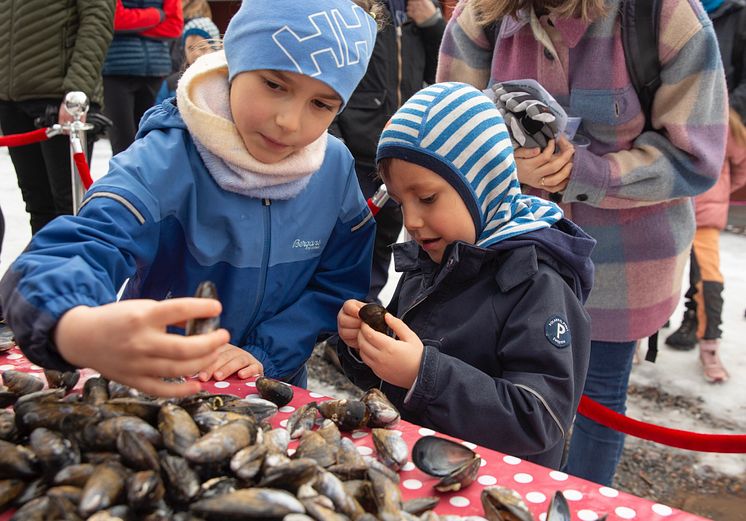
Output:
[246, 198, 272, 330]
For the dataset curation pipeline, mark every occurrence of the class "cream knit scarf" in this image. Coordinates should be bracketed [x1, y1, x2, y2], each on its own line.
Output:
[176, 51, 326, 199]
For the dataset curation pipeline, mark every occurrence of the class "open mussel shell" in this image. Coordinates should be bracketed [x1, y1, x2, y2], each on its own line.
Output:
[256, 376, 294, 407]
[358, 303, 389, 334]
[481, 485, 534, 521]
[412, 435, 478, 477]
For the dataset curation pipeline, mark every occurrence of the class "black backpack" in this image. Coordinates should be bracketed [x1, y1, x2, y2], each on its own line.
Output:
[484, 0, 663, 131]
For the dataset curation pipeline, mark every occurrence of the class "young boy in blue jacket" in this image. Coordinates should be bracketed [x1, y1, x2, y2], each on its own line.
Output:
[0, 0, 378, 397]
[337, 82, 595, 468]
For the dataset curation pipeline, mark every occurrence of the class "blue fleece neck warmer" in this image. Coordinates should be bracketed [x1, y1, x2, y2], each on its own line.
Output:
[701, 0, 724, 12]
[223, 0, 377, 108]
[377, 82, 563, 247]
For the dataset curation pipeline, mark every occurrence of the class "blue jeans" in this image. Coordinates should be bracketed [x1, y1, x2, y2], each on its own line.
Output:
[564, 340, 637, 486]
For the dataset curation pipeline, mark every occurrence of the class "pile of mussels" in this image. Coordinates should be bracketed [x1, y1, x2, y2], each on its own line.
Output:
[0, 368, 572, 521]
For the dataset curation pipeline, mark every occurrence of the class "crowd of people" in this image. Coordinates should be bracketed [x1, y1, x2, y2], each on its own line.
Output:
[0, 0, 742, 490]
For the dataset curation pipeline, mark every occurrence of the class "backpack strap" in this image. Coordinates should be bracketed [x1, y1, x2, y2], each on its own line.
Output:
[621, 0, 663, 131]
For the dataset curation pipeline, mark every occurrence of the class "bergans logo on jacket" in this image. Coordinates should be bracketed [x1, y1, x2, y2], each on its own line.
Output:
[292, 238, 323, 251]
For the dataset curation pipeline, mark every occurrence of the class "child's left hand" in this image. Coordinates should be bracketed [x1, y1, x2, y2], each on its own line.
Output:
[357, 313, 424, 389]
[197, 344, 264, 381]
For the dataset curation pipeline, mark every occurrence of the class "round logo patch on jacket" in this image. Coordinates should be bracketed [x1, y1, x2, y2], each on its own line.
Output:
[545, 315, 571, 348]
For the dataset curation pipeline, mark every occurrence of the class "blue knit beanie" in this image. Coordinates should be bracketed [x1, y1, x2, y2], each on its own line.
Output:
[223, 0, 377, 108]
[377, 82, 563, 247]
[183, 17, 220, 44]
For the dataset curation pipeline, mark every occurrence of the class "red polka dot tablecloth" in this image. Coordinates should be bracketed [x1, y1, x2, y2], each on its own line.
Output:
[0, 347, 709, 521]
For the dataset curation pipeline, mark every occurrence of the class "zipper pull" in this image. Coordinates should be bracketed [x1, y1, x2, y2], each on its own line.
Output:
[263, 198, 271, 206]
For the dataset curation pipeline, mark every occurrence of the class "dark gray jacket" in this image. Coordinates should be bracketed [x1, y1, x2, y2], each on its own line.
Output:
[339, 219, 595, 469]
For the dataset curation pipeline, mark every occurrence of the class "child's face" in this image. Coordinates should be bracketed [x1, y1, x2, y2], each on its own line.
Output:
[185, 35, 213, 66]
[383, 159, 476, 264]
[230, 70, 342, 164]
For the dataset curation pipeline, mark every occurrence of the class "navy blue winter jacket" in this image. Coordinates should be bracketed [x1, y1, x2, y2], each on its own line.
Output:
[339, 219, 594, 468]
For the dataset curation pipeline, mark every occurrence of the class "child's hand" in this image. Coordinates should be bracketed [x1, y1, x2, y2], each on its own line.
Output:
[197, 344, 263, 381]
[337, 299, 366, 349]
[357, 313, 424, 389]
[55, 298, 229, 397]
[515, 136, 574, 193]
[407, 0, 438, 25]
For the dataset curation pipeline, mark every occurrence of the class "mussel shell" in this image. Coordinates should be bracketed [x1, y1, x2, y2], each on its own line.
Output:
[481, 486, 534, 521]
[78, 462, 128, 518]
[361, 388, 400, 428]
[546, 490, 571, 521]
[433, 455, 480, 492]
[158, 403, 201, 457]
[183, 419, 255, 464]
[29, 427, 80, 474]
[256, 376, 294, 407]
[371, 428, 409, 472]
[317, 399, 369, 432]
[286, 402, 319, 439]
[44, 369, 80, 391]
[358, 303, 389, 334]
[190, 488, 305, 519]
[160, 453, 200, 505]
[411, 435, 478, 477]
[1, 370, 44, 396]
[82, 376, 110, 405]
[185, 281, 220, 336]
[127, 470, 165, 510]
[0, 479, 26, 511]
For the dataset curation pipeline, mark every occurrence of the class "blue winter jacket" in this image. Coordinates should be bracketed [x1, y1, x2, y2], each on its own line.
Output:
[339, 219, 594, 468]
[0, 100, 375, 380]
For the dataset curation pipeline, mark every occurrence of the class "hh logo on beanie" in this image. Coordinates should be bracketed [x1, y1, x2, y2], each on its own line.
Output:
[224, 0, 377, 108]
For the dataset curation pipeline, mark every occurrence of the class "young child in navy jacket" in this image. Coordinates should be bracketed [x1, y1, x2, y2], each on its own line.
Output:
[337, 82, 595, 468]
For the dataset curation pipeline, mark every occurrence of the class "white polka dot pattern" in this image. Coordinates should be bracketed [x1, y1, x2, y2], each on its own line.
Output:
[418, 428, 435, 436]
[615, 506, 637, 519]
[599, 487, 619, 498]
[503, 455, 522, 465]
[477, 475, 497, 486]
[549, 471, 568, 481]
[513, 473, 533, 484]
[449, 496, 470, 508]
[279, 406, 295, 413]
[578, 509, 599, 520]
[403, 479, 423, 490]
[356, 446, 373, 456]
[563, 490, 583, 501]
[525, 492, 546, 504]
[213, 381, 230, 389]
[651, 504, 673, 516]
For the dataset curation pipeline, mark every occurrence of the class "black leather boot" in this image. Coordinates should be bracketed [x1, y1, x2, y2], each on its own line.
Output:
[665, 309, 698, 350]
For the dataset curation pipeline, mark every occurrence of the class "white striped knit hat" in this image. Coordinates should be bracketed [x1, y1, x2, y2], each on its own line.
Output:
[376, 82, 563, 247]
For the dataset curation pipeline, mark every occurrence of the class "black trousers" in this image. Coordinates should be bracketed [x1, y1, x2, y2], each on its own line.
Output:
[0, 100, 91, 234]
[104, 75, 164, 155]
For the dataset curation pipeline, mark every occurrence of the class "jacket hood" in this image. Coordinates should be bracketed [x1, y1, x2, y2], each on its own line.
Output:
[136, 99, 188, 138]
[488, 218, 596, 303]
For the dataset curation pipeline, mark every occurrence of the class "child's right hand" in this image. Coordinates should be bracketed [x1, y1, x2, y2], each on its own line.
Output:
[337, 299, 366, 349]
[54, 298, 230, 397]
[515, 136, 575, 193]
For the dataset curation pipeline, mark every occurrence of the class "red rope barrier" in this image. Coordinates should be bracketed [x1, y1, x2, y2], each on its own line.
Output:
[578, 395, 746, 453]
[0, 128, 49, 147]
[73, 152, 93, 190]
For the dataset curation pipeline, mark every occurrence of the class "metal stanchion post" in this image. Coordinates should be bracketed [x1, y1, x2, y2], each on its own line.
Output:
[63, 92, 93, 214]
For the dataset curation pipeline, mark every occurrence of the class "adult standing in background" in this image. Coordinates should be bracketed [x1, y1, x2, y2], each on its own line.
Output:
[665, 0, 746, 383]
[329, 0, 446, 302]
[104, 0, 183, 155]
[0, 0, 114, 234]
[437, 0, 727, 486]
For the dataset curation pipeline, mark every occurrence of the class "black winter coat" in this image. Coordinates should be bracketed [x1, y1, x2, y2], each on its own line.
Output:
[711, 0, 746, 118]
[339, 223, 594, 469]
[329, 4, 445, 185]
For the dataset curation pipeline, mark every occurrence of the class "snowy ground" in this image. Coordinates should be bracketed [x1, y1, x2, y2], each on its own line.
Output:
[2, 138, 745, 480]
